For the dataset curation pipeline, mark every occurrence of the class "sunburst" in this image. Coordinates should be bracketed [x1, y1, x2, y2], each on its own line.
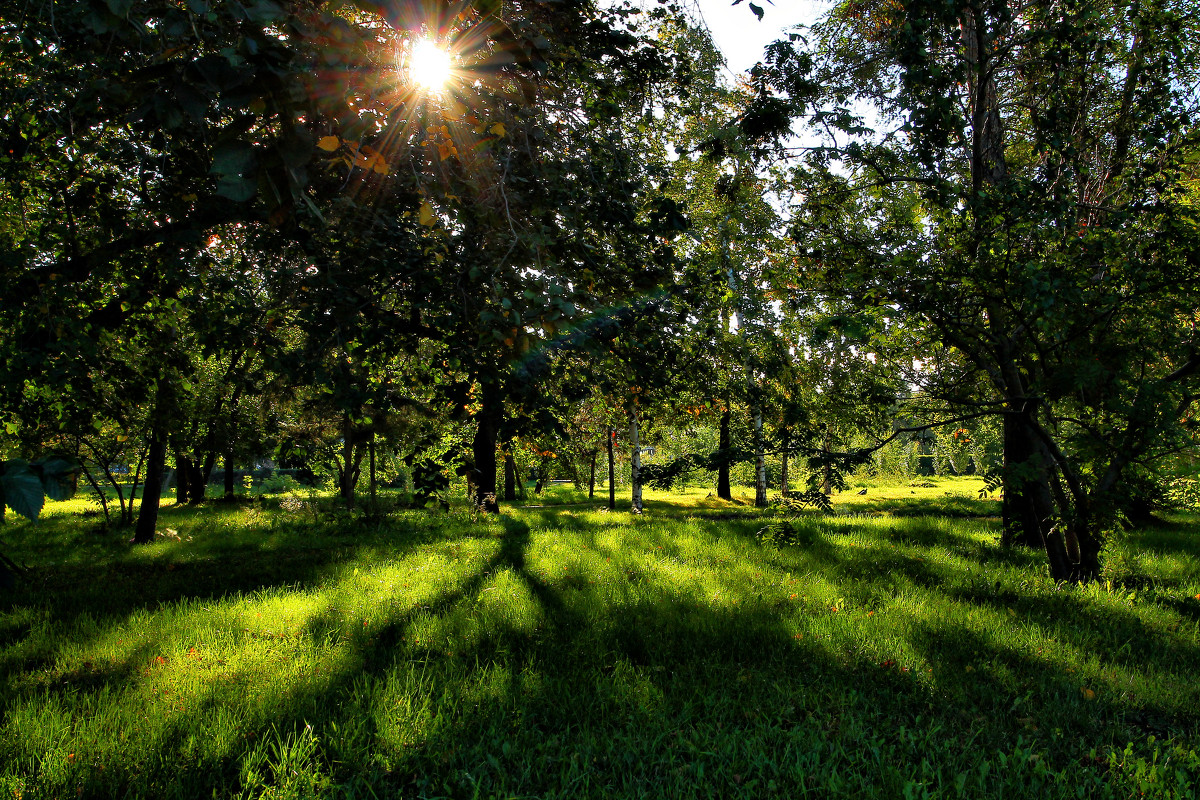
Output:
[410, 39, 452, 92]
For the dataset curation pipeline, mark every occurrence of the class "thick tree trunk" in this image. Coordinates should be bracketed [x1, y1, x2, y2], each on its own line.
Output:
[470, 379, 501, 513]
[607, 427, 616, 510]
[717, 404, 732, 500]
[629, 404, 643, 513]
[133, 428, 168, 544]
[1001, 411, 1054, 549]
[188, 456, 206, 503]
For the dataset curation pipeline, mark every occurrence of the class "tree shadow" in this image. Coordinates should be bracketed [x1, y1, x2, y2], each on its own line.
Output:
[4, 506, 1198, 799]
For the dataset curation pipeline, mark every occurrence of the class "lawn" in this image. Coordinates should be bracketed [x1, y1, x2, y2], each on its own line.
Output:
[1, 479, 1198, 799]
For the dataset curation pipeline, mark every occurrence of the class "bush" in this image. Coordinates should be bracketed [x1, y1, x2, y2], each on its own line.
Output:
[1165, 478, 1200, 511]
[258, 471, 302, 495]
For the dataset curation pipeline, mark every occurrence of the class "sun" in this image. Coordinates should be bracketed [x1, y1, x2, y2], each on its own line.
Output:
[410, 39, 452, 91]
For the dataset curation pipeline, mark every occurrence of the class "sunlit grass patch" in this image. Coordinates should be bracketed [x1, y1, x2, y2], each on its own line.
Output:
[1, 482, 1198, 798]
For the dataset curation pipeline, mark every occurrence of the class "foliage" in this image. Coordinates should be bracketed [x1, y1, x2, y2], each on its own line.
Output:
[1165, 478, 1200, 512]
[746, 0, 1200, 580]
[0, 457, 77, 522]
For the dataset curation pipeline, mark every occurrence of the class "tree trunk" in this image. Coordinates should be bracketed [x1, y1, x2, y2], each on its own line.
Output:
[81, 463, 111, 525]
[1001, 411, 1054, 549]
[340, 412, 358, 509]
[188, 456, 206, 504]
[780, 429, 790, 498]
[470, 379, 501, 512]
[717, 403, 732, 500]
[588, 450, 597, 499]
[224, 451, 235, 498]
[503, 446, 517, 502]
[752, 402, 767, 507]
[629, 403, 643, 513]
[607, 427, 616, 510]
[535, 457, 551, 494]
[127, 444, 146, 526]
[175, 451, 192, 505]
[821, 425, 834, 495]
[369, 434, 377, 510]
[133, 427, 168, 544]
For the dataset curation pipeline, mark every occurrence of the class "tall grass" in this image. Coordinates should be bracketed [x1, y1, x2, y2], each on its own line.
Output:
[0, 481, 1197, 798]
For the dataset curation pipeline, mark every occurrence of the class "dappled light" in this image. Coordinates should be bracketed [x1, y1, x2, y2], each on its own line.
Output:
[2, 486, 1198, 797]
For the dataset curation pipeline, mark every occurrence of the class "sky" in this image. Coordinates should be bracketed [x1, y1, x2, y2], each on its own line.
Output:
[690, 0, 833, 76]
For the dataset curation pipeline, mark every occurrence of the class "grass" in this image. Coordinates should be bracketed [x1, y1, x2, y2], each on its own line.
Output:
[1, 478, 1198, 799]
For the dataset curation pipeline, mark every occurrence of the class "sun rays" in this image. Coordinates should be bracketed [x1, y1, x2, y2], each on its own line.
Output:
[409, 39, 453, 92]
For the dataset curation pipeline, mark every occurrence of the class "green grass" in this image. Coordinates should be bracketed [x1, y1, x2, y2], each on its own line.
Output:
[1, 480, 1198, 799]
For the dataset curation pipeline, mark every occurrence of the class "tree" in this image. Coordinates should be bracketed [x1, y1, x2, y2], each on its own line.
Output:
[748, 0, 1200, 580]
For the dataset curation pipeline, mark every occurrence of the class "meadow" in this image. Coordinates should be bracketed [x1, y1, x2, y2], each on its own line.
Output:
[1, 477, 1198, 799]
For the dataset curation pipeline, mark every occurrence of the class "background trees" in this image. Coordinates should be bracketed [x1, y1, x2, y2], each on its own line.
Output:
[3, 0, 1197, 581]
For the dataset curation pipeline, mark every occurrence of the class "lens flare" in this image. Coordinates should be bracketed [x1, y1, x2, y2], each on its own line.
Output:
[410, 39, 451, 91]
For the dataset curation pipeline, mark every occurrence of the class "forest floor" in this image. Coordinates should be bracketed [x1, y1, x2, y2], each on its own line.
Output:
[1, 477, 1198, 799]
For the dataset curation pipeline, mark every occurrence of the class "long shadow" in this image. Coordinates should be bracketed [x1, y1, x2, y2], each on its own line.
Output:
[7, 506, 1199, 799]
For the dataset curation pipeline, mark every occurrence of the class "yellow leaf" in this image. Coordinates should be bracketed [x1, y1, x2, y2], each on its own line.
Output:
[1082, 688, 1095, 700]
[316, 136, 340, 152]
[437, 141, 454, 160]
[372, 158, 390, 175]
[489, 122, 506, 137]
[418, 201, 435, 226]
[445, 99, 468, 120]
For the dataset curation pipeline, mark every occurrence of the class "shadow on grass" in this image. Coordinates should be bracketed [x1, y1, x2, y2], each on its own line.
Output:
[3, 505, 1199, 799]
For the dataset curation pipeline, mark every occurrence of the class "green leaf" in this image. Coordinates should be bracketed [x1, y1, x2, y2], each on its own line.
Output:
[211, 142, 258, 202]
[36, 458, 77, 502]
[105, 0, 135, 18]
[1, 465, 44, 521]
